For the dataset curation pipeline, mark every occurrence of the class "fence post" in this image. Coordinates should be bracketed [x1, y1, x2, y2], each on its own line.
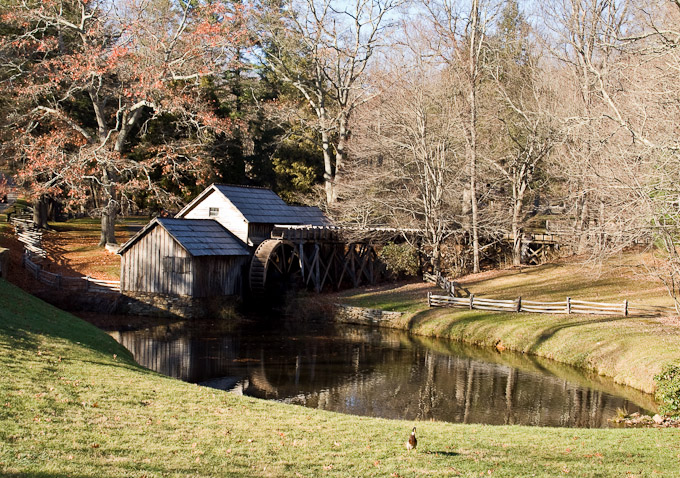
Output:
[516, 296, 522, 313]
[85, 276, 90, 291]
[623, 299, 628, 317]
[427, 291, 432, 307]
[567, 297, 571, 314]
[469, 294, 474, 310]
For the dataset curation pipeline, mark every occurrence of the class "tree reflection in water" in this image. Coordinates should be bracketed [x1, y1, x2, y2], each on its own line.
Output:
[103, 318, 655, 428]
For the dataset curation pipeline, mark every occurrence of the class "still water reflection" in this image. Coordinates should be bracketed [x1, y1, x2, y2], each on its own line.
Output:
[94, 316, 655, 428]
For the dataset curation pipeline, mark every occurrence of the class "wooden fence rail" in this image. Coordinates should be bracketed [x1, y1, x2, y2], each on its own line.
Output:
[22, 254, 120, 294]
[427, 292, 675, 317]
[11, 215, 46, 259]
[423, 272, 470, 297]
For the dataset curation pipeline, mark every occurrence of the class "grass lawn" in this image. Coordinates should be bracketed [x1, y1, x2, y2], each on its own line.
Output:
[1, 279, 680, 477]
[333, 255, 680, 395]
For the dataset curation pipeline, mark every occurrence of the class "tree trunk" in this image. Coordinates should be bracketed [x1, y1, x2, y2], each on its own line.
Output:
[576, 193, 589, 254]
[511, 182, 526, 266]
[432, 240, 441, 274]
[468, 0, 481, 274]
[333, 114, 350, 204]
[33, 195, 49, 229]
[99, 201, 118, 246]
[321, 127, 336, 205]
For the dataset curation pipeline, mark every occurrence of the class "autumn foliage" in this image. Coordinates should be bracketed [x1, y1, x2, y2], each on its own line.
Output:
[0, 0, 249, 243]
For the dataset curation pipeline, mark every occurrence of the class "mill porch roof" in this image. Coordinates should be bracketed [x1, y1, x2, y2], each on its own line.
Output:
[118, 218, 250, 257]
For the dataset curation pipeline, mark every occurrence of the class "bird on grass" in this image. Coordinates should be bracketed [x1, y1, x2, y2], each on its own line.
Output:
[406, 426, 417, 451]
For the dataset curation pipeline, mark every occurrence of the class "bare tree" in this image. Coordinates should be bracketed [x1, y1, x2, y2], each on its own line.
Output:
[421, 0, 503, 273]
[343, 30, 468, 273]
[542, 0, 680, 308]
[488, 2, 561, 266]
[257, 0, 403, 205]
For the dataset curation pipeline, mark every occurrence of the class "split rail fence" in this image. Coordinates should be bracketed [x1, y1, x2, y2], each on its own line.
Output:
[22, 254, 121, 294]
[424, 272, 674, 317]
[11, 216, 46, 258]
[9, 211, 120, 294]
[423, 272, 465, 296]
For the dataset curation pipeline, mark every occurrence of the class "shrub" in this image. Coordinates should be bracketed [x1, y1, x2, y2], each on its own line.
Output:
[378, 242, 419, 278]
[654, 362, 680, 416]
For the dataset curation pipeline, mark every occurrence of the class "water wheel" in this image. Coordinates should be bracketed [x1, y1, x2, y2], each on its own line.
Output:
[249, 239, 301, 295]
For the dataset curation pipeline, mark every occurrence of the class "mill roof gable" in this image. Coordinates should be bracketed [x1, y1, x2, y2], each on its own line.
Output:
[176, 184, 330, 226]
[118, 218, 250, 257]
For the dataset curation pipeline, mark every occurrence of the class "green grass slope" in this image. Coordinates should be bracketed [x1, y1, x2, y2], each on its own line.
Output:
[1, 278, 680, 477]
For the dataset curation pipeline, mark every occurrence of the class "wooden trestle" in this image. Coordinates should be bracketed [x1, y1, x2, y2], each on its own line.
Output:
[248, 225, 407, 295]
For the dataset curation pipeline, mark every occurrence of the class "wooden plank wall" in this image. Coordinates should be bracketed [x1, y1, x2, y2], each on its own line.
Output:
[121, 226, 193, 296]
[248, 223, 274, 248]
[193, 256, 248, 297]
[181, 191, 249, 244]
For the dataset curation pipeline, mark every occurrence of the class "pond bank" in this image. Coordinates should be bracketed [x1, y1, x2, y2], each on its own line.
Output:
[319, 270, 680, 397]
[3, 278, 680, 476]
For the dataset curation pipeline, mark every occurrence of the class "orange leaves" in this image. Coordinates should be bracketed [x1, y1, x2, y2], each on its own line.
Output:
[2, 0, 249, 212]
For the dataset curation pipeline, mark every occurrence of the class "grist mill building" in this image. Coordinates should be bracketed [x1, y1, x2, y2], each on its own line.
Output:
[117, 184, 329, 316]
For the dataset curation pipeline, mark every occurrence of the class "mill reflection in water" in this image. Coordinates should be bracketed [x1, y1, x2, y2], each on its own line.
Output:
[103, 318, 655, 428]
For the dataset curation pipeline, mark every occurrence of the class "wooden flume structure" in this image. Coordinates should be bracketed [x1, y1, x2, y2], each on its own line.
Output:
[503, 232, 561, 265]
[249, 225, 417, 295]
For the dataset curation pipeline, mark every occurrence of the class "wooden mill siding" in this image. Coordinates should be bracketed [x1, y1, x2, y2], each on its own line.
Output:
[121, 226, 193, 296]
[248, 223, 275, 247]
[120, 223, 249, 297]
[180, 189, 249, 244]
[193, 256, 248, 297]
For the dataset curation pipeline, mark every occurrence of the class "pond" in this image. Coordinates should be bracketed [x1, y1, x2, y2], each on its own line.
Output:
[86, 314, 656, 428]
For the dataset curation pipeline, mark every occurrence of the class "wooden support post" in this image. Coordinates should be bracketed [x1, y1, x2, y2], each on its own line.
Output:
[567, 297, 571, 314]
[320, 247, 336, 290]
[469, 294, 474, 310]
[298, 242, 305, 282]
[516, 296, 522, 313]
[623, 299, 628, 317]
[313, 243, 321, 292]
[350, 245, 359, 288]
[428, 291, 432, 307]
[337, 247, 352, 289]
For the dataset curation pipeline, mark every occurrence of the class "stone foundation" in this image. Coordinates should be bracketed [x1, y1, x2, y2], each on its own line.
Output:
[333, 304, 403, 326]
[117, 292, 239, 320]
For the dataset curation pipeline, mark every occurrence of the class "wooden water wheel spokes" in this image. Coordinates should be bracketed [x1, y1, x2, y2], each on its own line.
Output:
[249, 239, 301, 295]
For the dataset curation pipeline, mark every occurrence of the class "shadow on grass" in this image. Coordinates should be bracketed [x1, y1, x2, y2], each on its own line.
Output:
[526, 315, 628, 355]
[425, 450, 459, 457]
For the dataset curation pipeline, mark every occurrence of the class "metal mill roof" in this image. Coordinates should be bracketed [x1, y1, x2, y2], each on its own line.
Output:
[211, 185, 318, 224]
[177, 184, 330, 226]
[118, 218, 250, 257]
